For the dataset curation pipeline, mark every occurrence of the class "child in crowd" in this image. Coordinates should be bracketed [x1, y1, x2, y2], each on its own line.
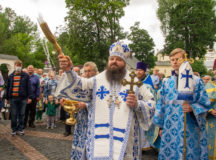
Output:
[44, 94, 59, 129]
[44, 71, 59, 124]
[36, 93, 44, 123]
[44, 71, 58, 99]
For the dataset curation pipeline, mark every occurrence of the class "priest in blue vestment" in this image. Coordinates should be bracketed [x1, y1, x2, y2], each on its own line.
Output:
[136, 62, 160, 151]
[136, 62, 154, 90]
[153, 48, 210, 160]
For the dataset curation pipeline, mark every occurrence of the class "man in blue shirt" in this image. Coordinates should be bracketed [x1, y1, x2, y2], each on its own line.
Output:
[24, 65, 40, 128]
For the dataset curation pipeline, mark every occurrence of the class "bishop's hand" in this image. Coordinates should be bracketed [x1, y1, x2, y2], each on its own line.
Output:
[58, 54, 73, 72]
[126, 94, 137, 109]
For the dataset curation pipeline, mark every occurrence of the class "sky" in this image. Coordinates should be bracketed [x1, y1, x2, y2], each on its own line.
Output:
[1, 0, 165, 51]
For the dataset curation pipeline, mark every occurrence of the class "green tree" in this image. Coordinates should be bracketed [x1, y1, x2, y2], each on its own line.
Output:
[206, 69, 214, 77]
[0, 6, 45, 68]
[65, 0, 128, 42]
[0, 11, 10, 46]
[157, 0, 216, 58]
[128, 22, 156, 69]
[0, 64, 9, 73]
[11, 16, 38, 36]
[61, 0, 128, 70]
[191, 59, 207, 76]
[31, 40, 47, 69]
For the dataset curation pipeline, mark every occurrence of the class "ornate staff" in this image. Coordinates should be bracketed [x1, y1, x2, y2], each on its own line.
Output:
[37, 14, 64, 56]
[178, 54, 194, 160]
[121, 71, 143, 94]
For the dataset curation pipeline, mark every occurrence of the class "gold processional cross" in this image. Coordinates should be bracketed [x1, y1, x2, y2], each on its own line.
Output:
[121, 71, 143, 94]
[107, 71, 142, 109]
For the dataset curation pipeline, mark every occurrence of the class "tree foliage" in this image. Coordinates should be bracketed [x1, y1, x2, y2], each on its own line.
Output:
[191, 59, 207, 76]
[65, 0, 128, 42]
[60, 0, 129, 70]
[0, 6, 46, 68]
[0, 64, 9, 73]
[157, 0, 216, 58]
[206, 69, 214, 77]
[128, 22, 156, 69]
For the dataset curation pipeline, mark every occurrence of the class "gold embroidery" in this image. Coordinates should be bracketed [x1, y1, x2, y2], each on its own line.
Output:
[209, 123, 215, 129]
[209, 144, 213, 150]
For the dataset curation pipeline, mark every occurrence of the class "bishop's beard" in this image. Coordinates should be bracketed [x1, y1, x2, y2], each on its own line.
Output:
[105, 63, 126, 84]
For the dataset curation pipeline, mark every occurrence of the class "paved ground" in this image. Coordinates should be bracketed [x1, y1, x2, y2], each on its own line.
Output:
[0, 115, 158, 160]
[0, 118, 73, 160]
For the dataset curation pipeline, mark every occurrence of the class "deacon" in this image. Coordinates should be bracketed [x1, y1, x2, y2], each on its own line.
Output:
[57, 42, 155, 160]
[153, 48, 210, 160]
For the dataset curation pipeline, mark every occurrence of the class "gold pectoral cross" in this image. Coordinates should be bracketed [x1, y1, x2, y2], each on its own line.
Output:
[115, 99, 121, 109]
[121, 71, 143, 94]
[107, 96, 113, 107]
[107, 94, 122, 109]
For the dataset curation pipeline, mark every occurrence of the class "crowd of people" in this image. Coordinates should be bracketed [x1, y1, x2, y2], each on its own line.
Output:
[0, 60, 99, 136]
[0, 41, 215, 160]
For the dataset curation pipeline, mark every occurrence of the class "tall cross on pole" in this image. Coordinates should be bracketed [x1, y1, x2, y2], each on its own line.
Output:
[181, 69, 193, 88]
[121, 71, 143, 94]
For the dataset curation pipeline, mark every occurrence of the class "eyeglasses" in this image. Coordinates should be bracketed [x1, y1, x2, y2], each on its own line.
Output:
[84, 70, 92, 73]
